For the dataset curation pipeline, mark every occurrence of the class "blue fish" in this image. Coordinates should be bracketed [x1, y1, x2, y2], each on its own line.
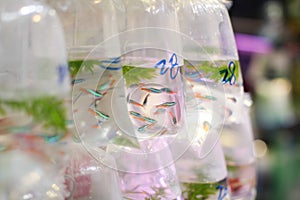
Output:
[71, 79, 85, 85]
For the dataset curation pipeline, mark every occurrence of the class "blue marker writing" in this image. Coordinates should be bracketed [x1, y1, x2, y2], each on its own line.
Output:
[220, 61, 236, 85]
[216, 185, 228, 200]
[155, 53, 180, 80]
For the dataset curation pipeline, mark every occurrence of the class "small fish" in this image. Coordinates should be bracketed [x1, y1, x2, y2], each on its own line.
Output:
[204, 95, 217, 101]
[142, 94, 150, 106]
[194, 92, 217, 101]
[156, 101, 176, 108]
[80, 88, 106, 98]
[129, 111, 146, 122]
[92, 121, 102, 129]
[143, 116, 157, 124]
[71, 78, 85, 85]
[160, 88, 177, 94]
[141, 87, 162, 93]
[128, 99, 144, 107]
[88, 108, 110, 121]
[160, 128, 168, 136]
[154, 108, 166, 115]
[169, 111, 177, 125]
[98, 79, 112, 91]
[43, 134, 63, 143]
[227, 97, 237, 103]
[137, 124, 148, 132]
[129, 111, 143, 118]
[203, 121, 211, 132]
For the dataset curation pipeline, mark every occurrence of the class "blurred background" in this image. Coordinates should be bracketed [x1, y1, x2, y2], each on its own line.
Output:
[228, 0, 300, 199]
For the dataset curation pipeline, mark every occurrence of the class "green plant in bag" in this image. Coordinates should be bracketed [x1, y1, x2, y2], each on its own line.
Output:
[68, 60, 101, 78]
[122, 65, 157, 87]
[0, 96, 67, 134]
[185, 60, 240, 83]
[181, 182, 219, 200]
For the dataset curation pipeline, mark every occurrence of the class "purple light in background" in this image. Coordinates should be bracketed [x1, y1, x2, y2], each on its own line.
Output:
[235, 33, 273, 54]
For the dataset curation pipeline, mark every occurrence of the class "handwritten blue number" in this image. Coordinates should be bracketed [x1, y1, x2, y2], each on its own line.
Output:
[220, 61, 236, 85]
[169, 53, 180, 79]
[155, 59, 168, 75]
[216, 185, 228, 200]
[155, 53, 180, 80]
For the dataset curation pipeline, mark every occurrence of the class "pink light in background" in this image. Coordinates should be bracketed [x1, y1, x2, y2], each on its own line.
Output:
[235, 33, 273, 54]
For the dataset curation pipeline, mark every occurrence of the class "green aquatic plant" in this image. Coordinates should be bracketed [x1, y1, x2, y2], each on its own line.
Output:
[0, 96, 67, 134]
[144, 187, 167, 200]
[181, 182, 220, 200]
[68, 60, 101, 78]
[185, 60, 240, 83]
[111, 135, 140, 149]
[122, 65, 157, 87]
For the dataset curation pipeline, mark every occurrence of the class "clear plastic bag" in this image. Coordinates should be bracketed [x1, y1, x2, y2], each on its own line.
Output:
[61, 142, 123, 200]
[0, 135, 67, 200]
[220, 94, 257, 199]
[0, 0, 70, 138]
